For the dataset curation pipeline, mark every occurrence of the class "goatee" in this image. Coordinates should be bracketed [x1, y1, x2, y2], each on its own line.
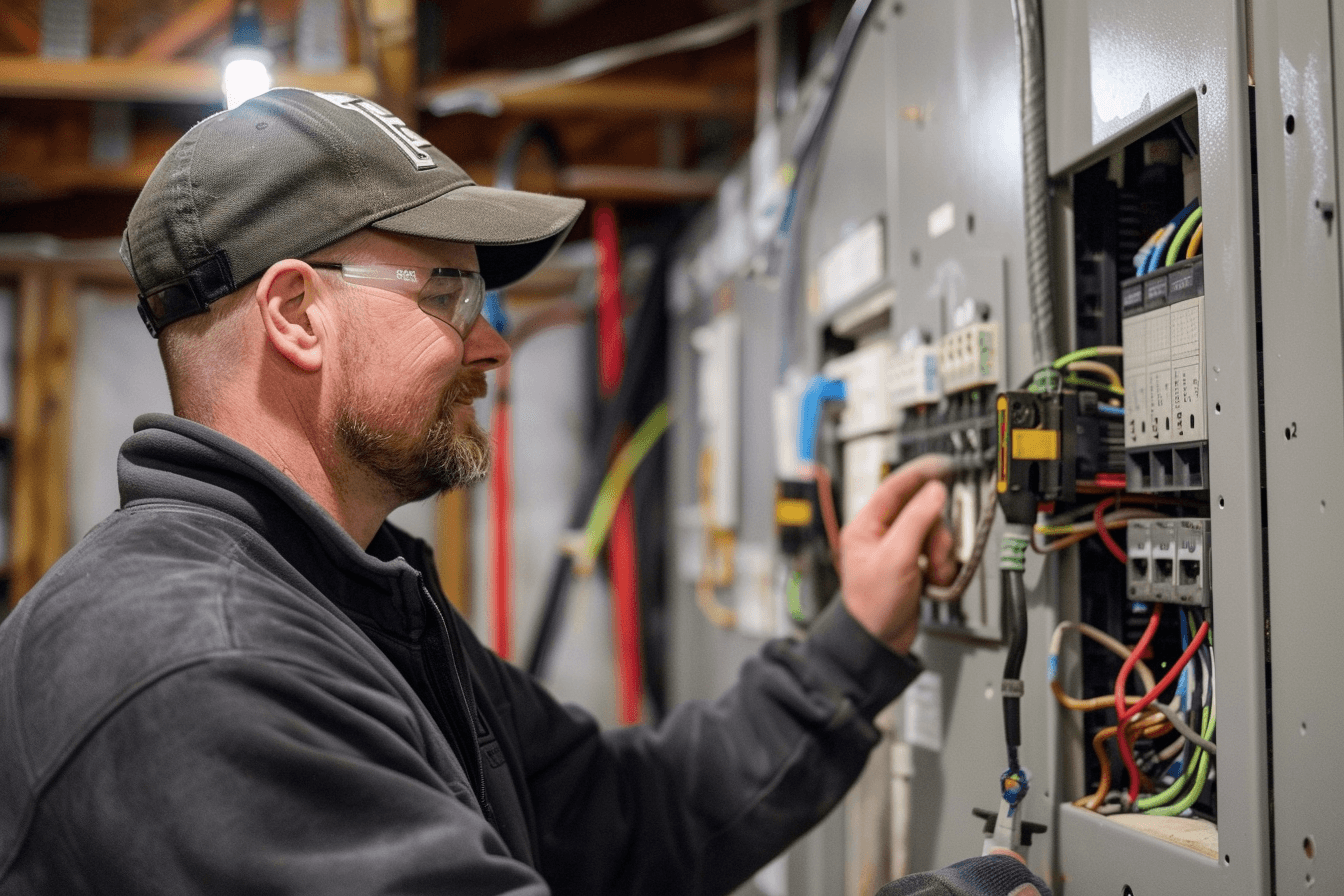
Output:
[336, 369, 492, 503]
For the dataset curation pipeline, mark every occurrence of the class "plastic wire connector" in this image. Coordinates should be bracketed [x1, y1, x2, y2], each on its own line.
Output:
[1001, 767, 1029, 813]
[1046, 653, 1058, 682]
[797, 376, 847, 463]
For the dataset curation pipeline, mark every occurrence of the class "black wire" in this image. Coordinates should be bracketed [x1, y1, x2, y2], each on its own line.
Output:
[1169, 116, 1199, 158]
[524, 216, 681, 681]
[1001, 568, 1028, 771]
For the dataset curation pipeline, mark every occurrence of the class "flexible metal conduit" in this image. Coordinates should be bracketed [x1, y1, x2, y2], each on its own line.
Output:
[1011, 0, 1057, 366]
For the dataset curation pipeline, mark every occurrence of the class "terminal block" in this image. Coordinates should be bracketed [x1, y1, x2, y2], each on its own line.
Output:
[940, 321, 1001, 394]
[1126, 518, 1211, 606]
[889, 342, 942, 409]
[1121, 258, 1208, 492]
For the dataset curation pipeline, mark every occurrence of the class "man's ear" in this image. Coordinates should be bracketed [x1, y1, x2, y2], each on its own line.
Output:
[257, 259, 325, 372]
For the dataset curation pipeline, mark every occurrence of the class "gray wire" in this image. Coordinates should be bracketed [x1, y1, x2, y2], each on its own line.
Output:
[1010, 0, 1057, 366]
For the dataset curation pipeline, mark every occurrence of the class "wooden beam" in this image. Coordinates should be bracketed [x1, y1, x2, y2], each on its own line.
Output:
[363, 0, 417, 120]
[0, 55, 378, 103]
[420, 74, 754, 118]
[558, 164, 721, 201]
[0, 8, 39, 54]
[435, 490, 472, 617]
[130, 0, 232, 61]
[10, 269, 76, 605]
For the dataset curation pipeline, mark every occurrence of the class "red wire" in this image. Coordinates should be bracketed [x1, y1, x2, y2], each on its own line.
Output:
[610, 493, 642, 724]
[1094, 497, 1128, 563]
[1112, 603, 1162, 803]
[1094, 472, 1128, 489]
[593, 204, 625, 398]
[594, 203, 642, 724]
[1116, 611, 1212, 801]
[489, 363, 513, 660]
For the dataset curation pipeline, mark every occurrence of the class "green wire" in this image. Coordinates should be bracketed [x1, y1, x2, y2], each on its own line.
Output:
[1165, 207, 1204, 268]
[1064, 374, 1124, 396]
[1052, 346, 1112, 369]
[786, 570, 805, 623]
[1141, 708, 1217, 814]
[580, 402, 672, 565]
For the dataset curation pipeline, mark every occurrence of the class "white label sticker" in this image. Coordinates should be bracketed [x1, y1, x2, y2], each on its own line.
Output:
[903, 671, 943, 751]
[927, 201, 956, 239]
[817, 217, 885, 313]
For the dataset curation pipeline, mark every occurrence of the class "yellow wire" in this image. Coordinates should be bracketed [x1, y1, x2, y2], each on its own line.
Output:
[1066, 359, 1122, 390]
[1186, 221, 1204, 259]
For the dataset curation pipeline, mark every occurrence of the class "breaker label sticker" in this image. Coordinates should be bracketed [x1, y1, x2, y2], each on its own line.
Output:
[903, 671, 943, 752]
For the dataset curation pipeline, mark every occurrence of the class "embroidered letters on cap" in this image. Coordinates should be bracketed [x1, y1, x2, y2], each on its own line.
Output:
[314, 91, 436, 170]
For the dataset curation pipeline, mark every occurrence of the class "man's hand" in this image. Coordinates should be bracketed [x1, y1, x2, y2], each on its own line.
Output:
[839, 454, 958, 655]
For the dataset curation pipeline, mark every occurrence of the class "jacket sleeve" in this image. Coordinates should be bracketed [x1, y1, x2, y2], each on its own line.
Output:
[475, 596, 923, 896]
[9, 652, 551, 896]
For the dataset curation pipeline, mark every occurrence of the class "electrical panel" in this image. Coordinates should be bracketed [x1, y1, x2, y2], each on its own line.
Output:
[659, 0, 1337, 891]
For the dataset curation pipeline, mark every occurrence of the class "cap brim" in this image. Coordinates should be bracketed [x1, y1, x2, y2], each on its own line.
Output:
[370, 184, 585, 290]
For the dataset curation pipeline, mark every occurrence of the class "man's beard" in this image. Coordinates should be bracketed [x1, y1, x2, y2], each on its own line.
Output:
[335, 369, 492, 503]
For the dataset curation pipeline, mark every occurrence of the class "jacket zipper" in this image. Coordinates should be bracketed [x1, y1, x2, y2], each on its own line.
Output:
[420, 578, 495, 824]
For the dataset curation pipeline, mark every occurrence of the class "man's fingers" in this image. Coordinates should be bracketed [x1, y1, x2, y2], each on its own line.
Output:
[848, 454, 953, 539]
[881, 478, 949, 569]
[925, 520, 958, 586]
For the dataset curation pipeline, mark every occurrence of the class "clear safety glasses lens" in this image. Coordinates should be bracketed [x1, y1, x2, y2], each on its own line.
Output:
[418, 271, 485, 338]
[309, 262, 486, 338]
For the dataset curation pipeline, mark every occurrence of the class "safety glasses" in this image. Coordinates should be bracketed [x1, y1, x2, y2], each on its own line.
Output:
[308, 261, 485, 338]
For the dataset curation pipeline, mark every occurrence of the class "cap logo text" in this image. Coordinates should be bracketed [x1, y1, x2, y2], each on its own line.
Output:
[315, 92, 436, 170]
[396, 269, 419, 282]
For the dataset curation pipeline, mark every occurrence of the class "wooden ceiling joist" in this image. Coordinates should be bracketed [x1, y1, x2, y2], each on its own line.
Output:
[0, 55, 378, 103]
[130, 0, 233, 61]
[0, 8, 39, 55]
[420, 74, 753, 119]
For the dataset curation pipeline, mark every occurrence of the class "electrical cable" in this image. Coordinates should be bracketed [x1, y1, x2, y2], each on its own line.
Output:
[1064, 374, 1124, 397]
[1047, 621, 1217, 754]
[580, 403, 673, 566]
[1065, 359, 1123, 390]
[1113, 603, 1163, 798]
[999, 527, 1031, 773]
[1142, 708, 1216, 814]
[924, 478, 998, 602]
[489, 362, 514, 660]
[1095, 404, 1126, 419]
[1093, 497, 1128, 563]
[811, 463, 843, 561]
[1011, 0, 1057, 365]
[525, 216, 679, 682]
[1165, 206, 1203, 268]
[1146, 197, 1201, 273]
[1186, 221, 1204, 259]
[1118, 615, 1211, 802]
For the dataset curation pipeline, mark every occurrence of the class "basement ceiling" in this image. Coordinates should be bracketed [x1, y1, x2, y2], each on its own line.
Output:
[0, 0, 843, 240]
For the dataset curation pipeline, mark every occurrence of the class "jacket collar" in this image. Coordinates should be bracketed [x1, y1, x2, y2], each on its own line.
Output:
[118, 413, 431, 635]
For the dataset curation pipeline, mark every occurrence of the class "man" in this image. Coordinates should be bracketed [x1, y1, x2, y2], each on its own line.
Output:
[0, 89, 1047, 895]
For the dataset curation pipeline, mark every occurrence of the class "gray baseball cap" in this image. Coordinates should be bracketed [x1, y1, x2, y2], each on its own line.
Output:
[121, 87, 585, 336]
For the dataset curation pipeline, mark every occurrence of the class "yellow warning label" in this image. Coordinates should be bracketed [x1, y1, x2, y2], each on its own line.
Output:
[776, 498, 813, 527]
[1012, 429, 1059, 460]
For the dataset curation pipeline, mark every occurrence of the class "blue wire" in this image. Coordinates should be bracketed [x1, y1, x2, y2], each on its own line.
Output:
[1096, 404, 1125, 418]
[797, 376, 846, 463]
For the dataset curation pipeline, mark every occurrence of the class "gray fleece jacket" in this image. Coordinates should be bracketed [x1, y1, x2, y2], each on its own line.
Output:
[0, 414, 926, 895]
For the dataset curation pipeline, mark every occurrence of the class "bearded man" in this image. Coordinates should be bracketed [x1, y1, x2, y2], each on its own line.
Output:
[0, 89, 1047, 896]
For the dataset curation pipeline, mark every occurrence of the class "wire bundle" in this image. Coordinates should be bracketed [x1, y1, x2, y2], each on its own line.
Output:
[1134, 198, 1204, 274]
[1052, 607, 1216, 814]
